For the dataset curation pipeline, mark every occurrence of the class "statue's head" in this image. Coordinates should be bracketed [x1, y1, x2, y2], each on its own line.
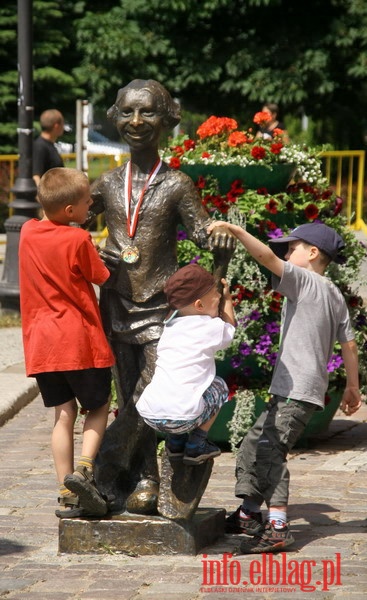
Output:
[107, 79, 181, 129]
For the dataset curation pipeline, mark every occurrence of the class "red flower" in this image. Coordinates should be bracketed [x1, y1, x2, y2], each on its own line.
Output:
[349, 296, 361, 308]
[270, 142, 283, 155]
[172, 145, 184, 156]
[253, 111, 272, 126]
[265, 199, 278, 214]
[333, 196, 343, 216]
[197, 116, 237, 139]
[265, 219, 278, 231]
[202, 151, 211, 158]
[227, 131, 250, 147]
[226, 191, 240, 204]
[304, 203, 319, 220]
[183, 139, 196, 151]
[227, 382, 239, 401]
[251, 146, 266, 160]
[169, 157, 181, 169]
[286, 200, 294, 212]
[230, 179, 245, 195]
[195, 175, 207, 189]
[269, 291, 283, 313]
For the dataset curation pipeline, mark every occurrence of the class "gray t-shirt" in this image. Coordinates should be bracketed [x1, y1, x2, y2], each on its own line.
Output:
[270, 262, 354, 408]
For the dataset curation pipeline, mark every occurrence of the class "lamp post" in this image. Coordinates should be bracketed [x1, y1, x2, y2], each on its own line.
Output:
[0, 0, 39, 312]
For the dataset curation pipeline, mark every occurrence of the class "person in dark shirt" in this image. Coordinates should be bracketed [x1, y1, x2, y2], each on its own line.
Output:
[33, 109, 65, 185]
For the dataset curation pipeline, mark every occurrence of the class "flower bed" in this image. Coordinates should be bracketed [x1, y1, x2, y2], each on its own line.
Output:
[164, 115, 367, 450]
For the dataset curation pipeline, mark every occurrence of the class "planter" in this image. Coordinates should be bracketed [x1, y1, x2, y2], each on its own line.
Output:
[180, 163, 296, 194]
[208, 387, 342, 446]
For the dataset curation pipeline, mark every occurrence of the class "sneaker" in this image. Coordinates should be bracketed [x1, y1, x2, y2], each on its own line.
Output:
[183, 440, 221, 466]
[239, 520, 295, 554]
[226, 506, 263, 535]
[64, 466, 107, 517]
[165, 433, 189, 459]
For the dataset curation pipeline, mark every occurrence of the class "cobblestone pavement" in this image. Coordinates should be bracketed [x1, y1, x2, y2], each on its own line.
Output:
[0, 229, 366, 599]
[1, 391, 366, 600]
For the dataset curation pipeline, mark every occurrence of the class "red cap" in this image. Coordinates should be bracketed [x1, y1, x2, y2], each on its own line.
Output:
[164, 264, 216, 321]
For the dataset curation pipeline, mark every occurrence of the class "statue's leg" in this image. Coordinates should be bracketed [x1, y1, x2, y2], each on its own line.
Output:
[94, 340, 160, 514]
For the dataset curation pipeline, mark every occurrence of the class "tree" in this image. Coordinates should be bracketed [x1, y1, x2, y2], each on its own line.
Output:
[1, 0, 367, 151]
[75, 0, 367, 147]
[0, 0, 86, 153]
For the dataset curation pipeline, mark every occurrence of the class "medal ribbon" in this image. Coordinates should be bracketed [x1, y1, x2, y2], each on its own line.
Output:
[125, 158, 162, 238]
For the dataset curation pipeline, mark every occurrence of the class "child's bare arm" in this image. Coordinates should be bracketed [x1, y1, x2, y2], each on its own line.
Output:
[340, 339, 362, 415]
[220, 278, 236, 325]
[208, 221, 284, 278]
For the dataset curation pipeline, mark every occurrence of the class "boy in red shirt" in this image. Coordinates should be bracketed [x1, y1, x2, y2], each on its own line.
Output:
[19, 167, 115, 518]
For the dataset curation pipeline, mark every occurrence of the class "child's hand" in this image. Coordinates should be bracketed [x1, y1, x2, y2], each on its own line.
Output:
[221, 277, 231, 299]
[340, 387, 362, 415]
[207, 221, 229, 235]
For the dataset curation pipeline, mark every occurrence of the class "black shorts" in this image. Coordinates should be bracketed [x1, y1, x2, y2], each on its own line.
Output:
[35, 367, 112, 410]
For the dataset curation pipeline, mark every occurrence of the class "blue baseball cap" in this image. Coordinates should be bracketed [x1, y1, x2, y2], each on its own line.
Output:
[269, 222, 345, 262]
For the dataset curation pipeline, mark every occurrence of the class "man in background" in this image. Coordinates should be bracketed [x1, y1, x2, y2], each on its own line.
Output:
[33, 109, 65, 185]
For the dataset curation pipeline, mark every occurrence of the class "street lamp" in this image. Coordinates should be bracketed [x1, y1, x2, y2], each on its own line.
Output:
[0, 0, 39, 312]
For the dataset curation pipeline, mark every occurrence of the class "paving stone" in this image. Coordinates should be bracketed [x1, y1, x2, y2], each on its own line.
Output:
[1, 356, 367, 597]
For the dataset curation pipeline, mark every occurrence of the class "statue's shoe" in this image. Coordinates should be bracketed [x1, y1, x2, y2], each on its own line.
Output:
[126, 478, 159, 515]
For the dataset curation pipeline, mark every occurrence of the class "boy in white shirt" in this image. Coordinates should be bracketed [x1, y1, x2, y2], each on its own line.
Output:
[136, 263, 236, 465]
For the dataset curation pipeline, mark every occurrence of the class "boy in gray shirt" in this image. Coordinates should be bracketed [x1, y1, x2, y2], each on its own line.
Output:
[208, 221, 361, 553]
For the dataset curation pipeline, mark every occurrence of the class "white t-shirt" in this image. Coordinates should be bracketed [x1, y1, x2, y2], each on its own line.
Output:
[136, 314, 235, 420]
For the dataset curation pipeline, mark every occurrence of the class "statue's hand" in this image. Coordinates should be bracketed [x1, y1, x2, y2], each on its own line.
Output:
[208, 225, 236, 263]
[99, 247, 120, 272]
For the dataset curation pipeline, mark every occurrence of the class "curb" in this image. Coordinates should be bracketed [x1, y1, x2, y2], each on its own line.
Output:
[0, 362, 39, 427]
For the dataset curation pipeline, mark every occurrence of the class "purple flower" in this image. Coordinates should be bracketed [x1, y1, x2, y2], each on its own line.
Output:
[239, 342, 252, 356]
[266, 352, 278, 366]
[327, 354, 343, 373]
[255, 334, 272, 355]
[265, 321, 280, 334]
[243, 366, 253, 377]
[355, 314, 367, 328]
[267, 228, 284, 239]
[249, 310, 261, 321]
[231, 355, 242, 369]
[190, 255, 201, 264]
[177, 230, 187, 240]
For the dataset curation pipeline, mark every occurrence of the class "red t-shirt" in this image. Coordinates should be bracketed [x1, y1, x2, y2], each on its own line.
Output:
[19, 219, 115, 376]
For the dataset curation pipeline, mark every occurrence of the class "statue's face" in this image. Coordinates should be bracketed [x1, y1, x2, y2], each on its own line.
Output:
[115, 87, 164, 150]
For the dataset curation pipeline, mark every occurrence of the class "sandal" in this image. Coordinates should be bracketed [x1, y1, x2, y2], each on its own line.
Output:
[55, 493, 83, 519]
[64, 465, 108, 517]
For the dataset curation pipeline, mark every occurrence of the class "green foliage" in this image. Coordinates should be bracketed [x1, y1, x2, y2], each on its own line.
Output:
[0, 0, 87, 153]
[227, 388, 257, 453]
[2, 0, 367, 151]
[176, 235, 214, 271]
[175, 155, 367, 401]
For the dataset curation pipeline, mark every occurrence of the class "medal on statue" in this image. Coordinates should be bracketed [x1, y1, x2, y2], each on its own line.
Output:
[121, 245, 140, 264]
[123, 158, 162, 265]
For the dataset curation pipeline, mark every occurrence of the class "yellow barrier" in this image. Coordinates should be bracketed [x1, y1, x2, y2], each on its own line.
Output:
[1, 150, 366, 233]
[320, 150, 366, 234]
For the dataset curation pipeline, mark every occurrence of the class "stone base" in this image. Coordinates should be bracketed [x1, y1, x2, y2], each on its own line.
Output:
[58, 507, 226, 555]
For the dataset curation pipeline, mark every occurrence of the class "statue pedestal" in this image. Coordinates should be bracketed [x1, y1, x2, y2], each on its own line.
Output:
[58, 507, 226, 555]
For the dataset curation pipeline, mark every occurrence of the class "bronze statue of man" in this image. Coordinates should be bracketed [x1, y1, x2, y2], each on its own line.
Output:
[89, 79, 234, 514]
